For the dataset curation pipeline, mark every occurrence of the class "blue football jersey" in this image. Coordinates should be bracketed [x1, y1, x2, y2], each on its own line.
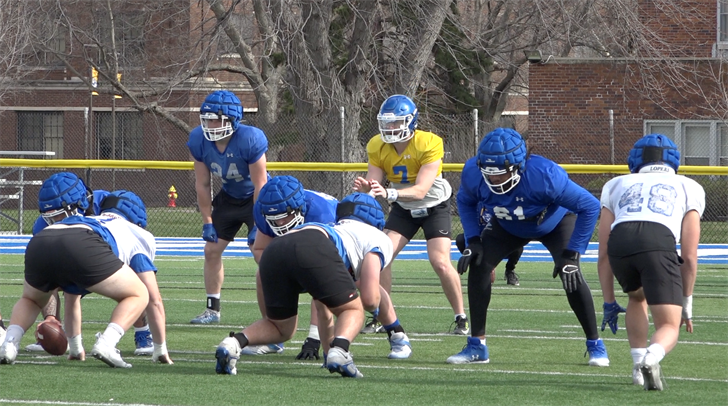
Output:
[187, 124, 269, 200]
[458, 154, 599, 253]
[253, 190, 338, 239]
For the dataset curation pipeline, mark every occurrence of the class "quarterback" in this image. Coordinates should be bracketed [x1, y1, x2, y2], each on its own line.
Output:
[354, 94, 467, 335]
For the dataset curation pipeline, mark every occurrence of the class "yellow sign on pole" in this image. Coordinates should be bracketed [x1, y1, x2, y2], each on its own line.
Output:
[114, 73, 122, 99]
[91, 67, 99, 96]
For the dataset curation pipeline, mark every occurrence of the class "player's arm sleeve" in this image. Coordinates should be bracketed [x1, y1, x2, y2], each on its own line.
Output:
[554, 179, 600, 254]
[366, 136, 383, 168]
[685, 179, 706, 218]
[186, 128, 204, 161]
[246, 128, 269, 163]
[129, 253, 157, 273]
[456, 163, 483, 242]
[32, 216, 47, 235]
[419, 135, 444, 165]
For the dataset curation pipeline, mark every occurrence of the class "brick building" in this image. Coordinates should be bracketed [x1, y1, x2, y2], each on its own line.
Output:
[527, 0, 728, 168]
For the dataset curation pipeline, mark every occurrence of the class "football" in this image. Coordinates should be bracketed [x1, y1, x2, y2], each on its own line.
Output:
[36, 319, 68, 356]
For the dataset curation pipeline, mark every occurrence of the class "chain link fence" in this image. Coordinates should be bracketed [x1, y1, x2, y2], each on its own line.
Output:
[1, 110, 726, 242]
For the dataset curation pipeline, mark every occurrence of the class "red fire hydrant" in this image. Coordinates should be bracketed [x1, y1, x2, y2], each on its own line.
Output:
[168, 186, 178, 208]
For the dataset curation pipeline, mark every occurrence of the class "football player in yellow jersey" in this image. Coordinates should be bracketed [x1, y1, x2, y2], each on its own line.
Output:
[353, 94, 468, 335]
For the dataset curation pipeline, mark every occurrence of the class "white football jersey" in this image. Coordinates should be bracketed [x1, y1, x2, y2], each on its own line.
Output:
[600, 168, 705, 243]
[333, 220, 394, 280]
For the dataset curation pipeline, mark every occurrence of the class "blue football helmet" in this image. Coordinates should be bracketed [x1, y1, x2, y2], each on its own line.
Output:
[377, 94, 418, 143]
[38, 172, 91, 225]
[336, 192, 385, 231]
[477, 127, 528, 195]
[258, 176, 307, 236]
[628, 133, 680, 173]
[99, 190, 148, 228]
[199, 90, 243, 142]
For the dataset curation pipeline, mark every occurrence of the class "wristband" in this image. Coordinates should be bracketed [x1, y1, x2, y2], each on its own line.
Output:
[682, 295, 693, 319]
[386, 188, 398, 202]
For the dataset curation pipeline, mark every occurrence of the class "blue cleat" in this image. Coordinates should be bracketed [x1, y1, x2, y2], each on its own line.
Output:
[446, 337, 489, 364]
[134, 330, 154, 356]
[586, 338, 609, 367]
[215, 337, 241, 375]
[191, 309, 220, 324]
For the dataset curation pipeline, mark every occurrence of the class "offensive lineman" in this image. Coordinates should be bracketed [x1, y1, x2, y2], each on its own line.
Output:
[214, 193, 394, 378]
[598, 134, 704, 390]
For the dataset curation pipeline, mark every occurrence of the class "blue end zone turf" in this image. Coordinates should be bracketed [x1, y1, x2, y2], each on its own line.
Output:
[1, 236, 725, 264]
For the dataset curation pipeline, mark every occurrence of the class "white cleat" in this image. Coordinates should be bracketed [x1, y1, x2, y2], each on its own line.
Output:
[388, 332, 412, 359]
[215, 337, 241, 375]
[90, 334, 131, 368]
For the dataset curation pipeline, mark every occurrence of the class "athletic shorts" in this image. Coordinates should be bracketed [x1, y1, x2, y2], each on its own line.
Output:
[211, 189, 255, 241]
[385, 200, 452, 240]
[24, 227, 124, 294]
[608, 221, 683, 306]
[477, 213, 576, 273]
[258, 229, 359, 320]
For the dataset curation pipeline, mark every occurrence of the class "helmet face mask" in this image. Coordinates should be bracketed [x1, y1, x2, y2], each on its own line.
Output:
[258, 176, 308, 236]
[38, 172, 91, 223]
[200, 112, 234, 142]
[265, 210, 305, 236]
[199, 90, 243, 142]
[377, 95, 418, 143]
[477, 128, 527, 195]
[480, 165, 521, 195]
[42, 207, 79, 226]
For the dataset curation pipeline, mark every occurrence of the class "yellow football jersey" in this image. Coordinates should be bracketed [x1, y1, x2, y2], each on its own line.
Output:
[366, 130, 452, 210]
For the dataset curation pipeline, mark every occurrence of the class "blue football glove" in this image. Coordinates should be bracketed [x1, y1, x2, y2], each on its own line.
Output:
[601, 301, 626, 334]
[202, 223, 218, 243]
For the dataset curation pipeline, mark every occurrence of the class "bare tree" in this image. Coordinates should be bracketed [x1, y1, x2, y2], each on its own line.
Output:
[0, 2, 35, 101]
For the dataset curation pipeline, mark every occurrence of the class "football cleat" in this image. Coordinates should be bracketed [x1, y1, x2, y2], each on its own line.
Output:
[90, 333, 131, 368]
[190, 309, 220, 324]
[0, 341, 18, 365]
[388, 332, 412, 359]
[640, 352, 665, 391]
[326, 347, 363, 378]
[240, 343, 284, 356]
[361, 316, 384, 334]
[505, 270, 520, 286]
[451, 315, 470, 335]
[446, 337, 489, 364]
[133, 330, 154, 356]
[215, 337, 241, 375]
[585, 338, 610, 367]
[25, 342, 45, 352]
[633, 363, 644, 386]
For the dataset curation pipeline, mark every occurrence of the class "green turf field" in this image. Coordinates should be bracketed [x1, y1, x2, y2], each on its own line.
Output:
[0, 255, 726, 406]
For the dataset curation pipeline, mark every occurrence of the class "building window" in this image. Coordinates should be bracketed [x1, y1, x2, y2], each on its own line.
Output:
[645, 120, 724, 166]
[95, 112, 142, 160]
[16, 112, 64, 158]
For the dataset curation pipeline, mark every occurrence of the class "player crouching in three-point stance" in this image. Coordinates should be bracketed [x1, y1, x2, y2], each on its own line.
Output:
[215, 193, 397, 378]
[598, 134, 704, 390]
[453, 127, 612, 366]
[245, 175, 339, 358]
[0, 190, 152, 368]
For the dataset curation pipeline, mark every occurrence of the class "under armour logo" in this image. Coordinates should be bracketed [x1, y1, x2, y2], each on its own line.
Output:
[516, 197, 524, 201]
[403, 155, 411, 159]
[227, 153, 234, 157]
